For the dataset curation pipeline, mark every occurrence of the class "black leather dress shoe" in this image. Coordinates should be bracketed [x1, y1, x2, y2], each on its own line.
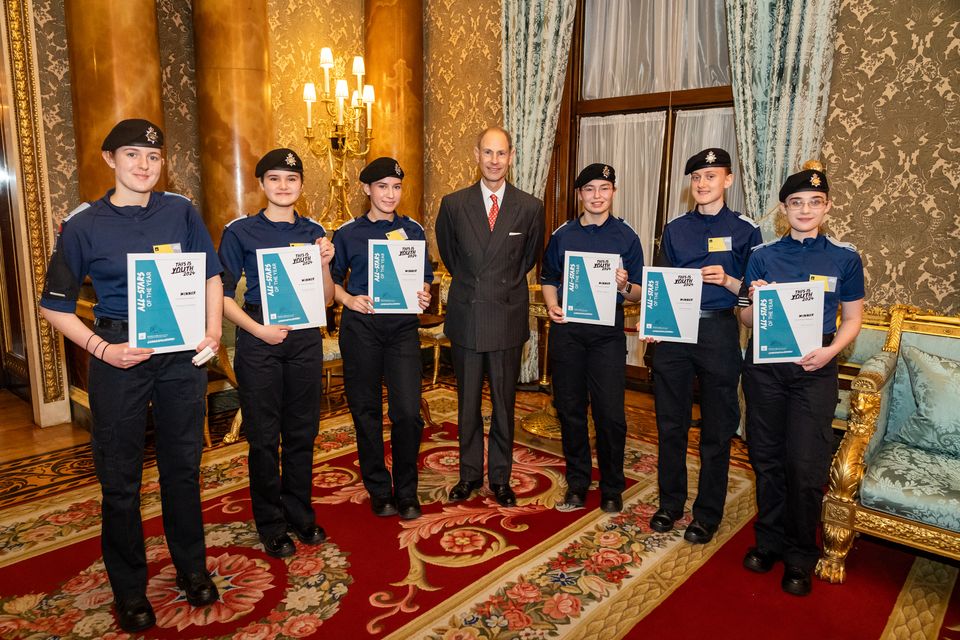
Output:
[560, 488, 587, 510]
[683, 520, 718, 544]
[490, 483, 517, 507]
[176, 571, 219, 607]
[398, 497, 422, 520]
[289, 523, 327, 545]
[649, 508, 682, 533]
[782, 565, 812, 596]
[448, 479, 483, 502]
[743, 547, 780, 573]
[261, 532, 296, 558]
[600, 493, 623, 513]
[115, 594, 156, 633]
[371, 495, 399, 517]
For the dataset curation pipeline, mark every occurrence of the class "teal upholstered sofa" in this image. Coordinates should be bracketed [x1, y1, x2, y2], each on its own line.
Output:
[817, 305, 960, 583]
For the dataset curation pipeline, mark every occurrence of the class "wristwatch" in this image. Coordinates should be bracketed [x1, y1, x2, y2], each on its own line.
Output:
[619, 282, 632, 294]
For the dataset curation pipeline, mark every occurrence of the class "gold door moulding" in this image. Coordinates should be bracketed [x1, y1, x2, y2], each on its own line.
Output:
[2, 0, 64, 403]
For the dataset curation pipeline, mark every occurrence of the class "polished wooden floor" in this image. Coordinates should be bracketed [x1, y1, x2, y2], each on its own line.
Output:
[0, 390, 90, 464]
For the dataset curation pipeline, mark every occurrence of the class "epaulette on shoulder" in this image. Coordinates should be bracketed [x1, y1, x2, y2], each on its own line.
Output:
[617, 217, 638, 234]
[403, 216, 425, 232]
[751, 238, 778, 251]
[551, 219, 573, 235]
[738, 214, 760, 228]
[162, 191, 190, 201]
[826, 235, 858, 252]
[224, 214, 247, 228]
[336, 217, 357, 232]
[62, 202, 91, 225]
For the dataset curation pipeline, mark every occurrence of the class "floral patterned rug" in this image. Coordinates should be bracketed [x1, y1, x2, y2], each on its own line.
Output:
[0, 385, 757, 639]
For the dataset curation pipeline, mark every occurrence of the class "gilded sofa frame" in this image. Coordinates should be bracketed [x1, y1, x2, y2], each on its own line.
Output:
[817, 304, 960, 583]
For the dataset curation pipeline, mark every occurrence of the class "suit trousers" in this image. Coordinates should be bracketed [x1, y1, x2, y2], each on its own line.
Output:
[339, 309, 424, 500]
[451, 342, 523, 485]
[235, 311, 323, 538]
[742, 348, 838, 572]
[652, 312, 742, 527]
[88, 325, 207, 599]
[549, 321, 627, 496]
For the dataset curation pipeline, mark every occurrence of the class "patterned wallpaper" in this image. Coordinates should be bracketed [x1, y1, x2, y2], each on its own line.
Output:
[423, 0, 503, 255]
[822, 0, 959, 314]
[267, 0, 366, 225]
[32, 0, 78, 223]
[156, 0, 202, 206]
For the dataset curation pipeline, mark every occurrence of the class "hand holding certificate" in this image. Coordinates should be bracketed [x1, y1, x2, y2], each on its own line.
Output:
[368, 239, 426, 314]
[562, 251, 619, 326]
[257, 245, 327, 329]
[752, 280, 825, 363]
[128, 253, 206, 353]
[638, 267, 703, 343]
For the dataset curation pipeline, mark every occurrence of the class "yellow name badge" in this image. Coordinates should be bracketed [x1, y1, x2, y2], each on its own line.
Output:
[707, 236, 732, 252]
[386, 228, 408, 241]
[152, 243, 182, 253]
[289, 242, 308, 247]
[809, 274, 838, 292]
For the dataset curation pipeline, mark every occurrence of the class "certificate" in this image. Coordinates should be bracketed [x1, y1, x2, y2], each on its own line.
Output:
[562, 251, 619, 326]
[752, 280, 825, 363]
[257, 245, 326, 329]
[127, 252, 206, 353]
[368, 239, 425, 314]
[638, 267, 703, 343]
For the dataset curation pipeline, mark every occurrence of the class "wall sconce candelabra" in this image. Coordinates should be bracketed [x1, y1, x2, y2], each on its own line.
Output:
[303, 48, 375, 228]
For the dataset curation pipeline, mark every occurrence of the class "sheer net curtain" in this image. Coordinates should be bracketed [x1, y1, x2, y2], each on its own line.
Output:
[578, 113, 665, 366]
[582, 0, 730, 99]
[667, 108, 748, 221]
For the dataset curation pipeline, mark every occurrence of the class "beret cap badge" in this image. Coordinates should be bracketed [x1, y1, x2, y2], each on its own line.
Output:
[145, 127, 159, 145]
[285, 152, 298, 167]
[810, 173, 822, 187]
[395, 162, 402, 176]
[602, 165, 611, 178]
[705, 150, 717, 164]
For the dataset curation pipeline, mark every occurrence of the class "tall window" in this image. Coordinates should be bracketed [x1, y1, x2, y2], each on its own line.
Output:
[550, 0, 744, 368]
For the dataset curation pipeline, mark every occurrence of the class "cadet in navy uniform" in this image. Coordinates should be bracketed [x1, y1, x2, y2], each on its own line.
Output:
[218, 148, 335, 558]
[39, 119, 222, 632]
[738, 164, 864, 596]
[332, 157, 433, 520]
[541, 163, 644, 513]
[647, 148, 763, 544]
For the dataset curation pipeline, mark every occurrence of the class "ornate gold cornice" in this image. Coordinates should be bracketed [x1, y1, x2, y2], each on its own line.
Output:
[3, 0, 64, 403]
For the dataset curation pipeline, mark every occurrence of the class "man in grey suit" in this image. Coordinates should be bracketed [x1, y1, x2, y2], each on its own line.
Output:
[436, 126, 545, 507]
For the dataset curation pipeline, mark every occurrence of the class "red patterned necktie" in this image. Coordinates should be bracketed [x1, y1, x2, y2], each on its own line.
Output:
[488, 194, 499, 231]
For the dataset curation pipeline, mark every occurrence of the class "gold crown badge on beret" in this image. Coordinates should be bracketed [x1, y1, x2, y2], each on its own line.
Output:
[602, 165, 611, 178]
[145, 127, 159, 145]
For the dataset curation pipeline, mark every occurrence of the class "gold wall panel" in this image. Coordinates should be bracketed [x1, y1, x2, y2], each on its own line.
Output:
[823, 0, 960, 313]
[423, 0, 503, 257]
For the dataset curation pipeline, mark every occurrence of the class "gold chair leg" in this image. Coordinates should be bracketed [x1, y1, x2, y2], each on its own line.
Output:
[222, 408, 243, 444]
[432, 343, 440, 384]
[203, 415, 213, 448]
[816, 516, 855, 583]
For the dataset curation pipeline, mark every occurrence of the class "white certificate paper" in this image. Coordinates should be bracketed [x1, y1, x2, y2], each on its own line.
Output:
[127, 252, 206, 353]
[562, 251, 619, 326]
[638, 267, 703, 343]
[752, 280, 825, 363]
[257, 245, 326, 329]
[368, 239, 425, 314]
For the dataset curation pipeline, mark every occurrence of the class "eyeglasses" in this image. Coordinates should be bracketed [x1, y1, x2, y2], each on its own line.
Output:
[785, 197, 827, 211]
[580, 185, 613, 196]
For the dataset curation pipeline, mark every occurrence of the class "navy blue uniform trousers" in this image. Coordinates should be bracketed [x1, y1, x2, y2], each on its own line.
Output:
[742, 346, 838, 572]
[338, 308, 424, 500]
[88, 325, 207, 599]
[652, 312, 742, 527]
[235, 309, 323, 538]
[549, 320, 628, 496]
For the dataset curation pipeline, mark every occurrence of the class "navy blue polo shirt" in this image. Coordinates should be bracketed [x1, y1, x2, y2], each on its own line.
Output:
[332, 213, 434, 296]
[743, 234, 865, 333]
[40, 190, 221, 320]
[540, 215, 645, 306]
[659, 205, 763, 310]
[218, 210, 327, 305]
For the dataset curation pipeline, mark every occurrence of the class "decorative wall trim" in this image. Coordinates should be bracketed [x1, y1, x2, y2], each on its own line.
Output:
[3, 0, 64, 403]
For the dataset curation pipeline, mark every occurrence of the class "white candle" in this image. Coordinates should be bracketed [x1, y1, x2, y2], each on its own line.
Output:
[337, 97, 344, 126]
[352, 56, 365, 94]
[352, 91, 360, 132]
[335, 79, 349, 127]
[322, 68, 330, 96]
[363, 85, 374, 130]
[320, 48, 333, 95]
[303, 83, 316, 128]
